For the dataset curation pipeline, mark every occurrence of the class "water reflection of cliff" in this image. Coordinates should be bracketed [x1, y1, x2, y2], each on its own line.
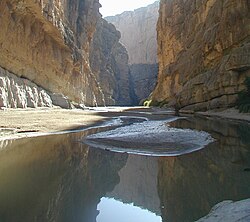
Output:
[159, 117, 250, 222]
[108, 155, 161, 215]
[0, 131, 127, 222]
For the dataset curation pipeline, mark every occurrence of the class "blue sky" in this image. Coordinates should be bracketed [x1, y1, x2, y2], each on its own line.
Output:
[99, 0, 158, 17]
[97, 197, 162, 222]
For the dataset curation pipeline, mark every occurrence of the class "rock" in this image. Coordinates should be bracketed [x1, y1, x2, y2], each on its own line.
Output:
[49, 93, 71, 109]
[0, 0, 105, 106]
[0, 66, 52, 108]
[105, 1, 159, 65]
[152, 0, 250, 111]
[129, 64, 158, 104]
[106, 1, 159, 104]
[196, 199, 250, 222]
[90, 19, 132, 105]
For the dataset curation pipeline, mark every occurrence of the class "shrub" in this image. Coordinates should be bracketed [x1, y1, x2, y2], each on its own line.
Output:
[143, 99, 152, 107]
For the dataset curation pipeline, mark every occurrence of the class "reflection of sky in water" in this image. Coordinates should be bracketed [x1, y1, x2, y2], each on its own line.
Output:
[97, 197, 162, 222]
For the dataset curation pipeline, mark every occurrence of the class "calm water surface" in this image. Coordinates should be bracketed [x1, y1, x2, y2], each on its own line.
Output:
[0, 111, 250, 222]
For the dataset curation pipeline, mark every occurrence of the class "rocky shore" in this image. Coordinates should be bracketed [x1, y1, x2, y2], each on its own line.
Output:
[196, 199, 250, 222]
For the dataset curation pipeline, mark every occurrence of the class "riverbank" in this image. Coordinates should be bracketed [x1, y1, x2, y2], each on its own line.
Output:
[0, 107, 112, 141]
[196, 199, 250, 222]
[1, 106, 250, 141]
[195, 108, 250, 123]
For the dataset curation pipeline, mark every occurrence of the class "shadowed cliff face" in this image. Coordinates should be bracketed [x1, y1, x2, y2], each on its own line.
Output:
[158, 117, 250, 222]
[90, 19, 132, 105]
[106, 1, 160, 104]
[152, 0, 250, 111]
[0, 0, 106, 106]
[129, 64, 158, 105]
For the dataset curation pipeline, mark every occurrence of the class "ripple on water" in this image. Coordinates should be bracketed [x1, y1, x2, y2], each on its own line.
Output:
[83, 117, 215, 156]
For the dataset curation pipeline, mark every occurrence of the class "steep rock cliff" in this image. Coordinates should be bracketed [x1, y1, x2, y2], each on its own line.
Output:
[0, 0, 105, 107]
[106, 1, 159, 104]
[129, 64, 158, 104]
[90, 19, 131, 105]
[152, 0, 250, 111]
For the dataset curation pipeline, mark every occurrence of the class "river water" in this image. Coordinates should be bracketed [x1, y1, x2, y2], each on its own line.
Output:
[0, 109, 250, 222]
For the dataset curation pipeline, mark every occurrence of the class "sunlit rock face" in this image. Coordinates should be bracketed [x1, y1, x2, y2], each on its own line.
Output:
[0, 67, 52, 108]
[106, 1, 159, 104]
[0, 0, 105, 107]
[158, 117, 250, 222]
[90, 19, 132, 105]
[152, 0, 250, 111]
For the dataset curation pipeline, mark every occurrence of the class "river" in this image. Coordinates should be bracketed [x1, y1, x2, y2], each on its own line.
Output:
[0, 109, 249, 222]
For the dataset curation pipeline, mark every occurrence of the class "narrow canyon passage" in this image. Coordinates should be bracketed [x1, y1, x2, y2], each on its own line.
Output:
[0, 0, 249, 221]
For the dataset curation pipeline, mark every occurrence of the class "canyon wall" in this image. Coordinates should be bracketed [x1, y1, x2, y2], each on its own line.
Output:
[106, 1, 159, 104]
[152, 0, 250, 111]
[0, 0, 105, 107]
[0, 66, 53, 108]
[90, 19, 131, 105]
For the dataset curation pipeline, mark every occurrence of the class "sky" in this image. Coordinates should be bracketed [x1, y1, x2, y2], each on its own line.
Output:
[99, 0, 158, 17]
[97, 197, 162, 222]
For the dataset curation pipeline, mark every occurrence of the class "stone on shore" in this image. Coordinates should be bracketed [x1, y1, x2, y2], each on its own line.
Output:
[196, 199, 250, 222]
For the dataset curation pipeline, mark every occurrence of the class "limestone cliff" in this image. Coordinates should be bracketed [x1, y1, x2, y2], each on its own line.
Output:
[0, 0, 105, 107]
[0, 66, 52, 108]
[106, 1, 159, 104]
[90, 19, 131, 105]
[152, 0, 250, 111]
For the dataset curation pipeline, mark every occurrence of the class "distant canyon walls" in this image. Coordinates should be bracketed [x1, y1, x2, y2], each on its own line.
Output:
[106, 1, 159, 104]
[152, 0, 250, 111]
[90, 19, 131, 106]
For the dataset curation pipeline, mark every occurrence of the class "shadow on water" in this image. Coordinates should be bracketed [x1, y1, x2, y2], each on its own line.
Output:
[0, 113, 249, 222]
[0, 129, 128, 222]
